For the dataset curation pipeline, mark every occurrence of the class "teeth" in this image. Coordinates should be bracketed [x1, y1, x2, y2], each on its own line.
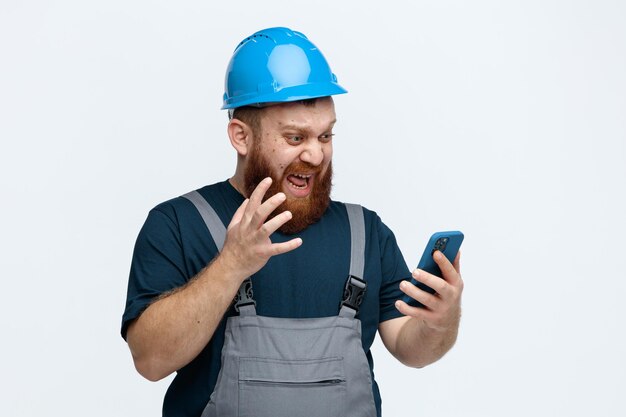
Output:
[287, 173, 312, 191]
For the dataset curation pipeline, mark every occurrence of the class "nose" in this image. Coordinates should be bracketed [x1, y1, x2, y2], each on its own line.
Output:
[299, 140, 325, 166]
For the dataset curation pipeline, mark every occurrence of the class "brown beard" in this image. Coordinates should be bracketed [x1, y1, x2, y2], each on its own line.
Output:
[244, 142, 333, 235]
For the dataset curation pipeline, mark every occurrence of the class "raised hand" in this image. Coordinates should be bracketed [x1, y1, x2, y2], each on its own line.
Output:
[219, 177, 303, 280]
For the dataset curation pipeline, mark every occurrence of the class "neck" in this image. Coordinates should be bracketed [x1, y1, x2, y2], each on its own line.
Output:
[229, 169, 247, 197]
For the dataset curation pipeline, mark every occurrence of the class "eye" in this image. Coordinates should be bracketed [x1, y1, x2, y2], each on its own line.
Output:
[286, 135, 304, 144]
[319, 133, 335, 143]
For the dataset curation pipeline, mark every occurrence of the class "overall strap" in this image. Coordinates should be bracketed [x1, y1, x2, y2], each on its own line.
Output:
[340, 203, 367, 319]
[181, 190, 257, 316]
[182, 191, 226, 250]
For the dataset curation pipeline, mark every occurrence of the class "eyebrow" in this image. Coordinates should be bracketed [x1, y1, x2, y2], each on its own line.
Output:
[280, 120, 337, 132]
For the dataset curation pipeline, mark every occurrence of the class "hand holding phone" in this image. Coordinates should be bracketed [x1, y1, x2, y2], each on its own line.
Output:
[403, 231, 464, 308]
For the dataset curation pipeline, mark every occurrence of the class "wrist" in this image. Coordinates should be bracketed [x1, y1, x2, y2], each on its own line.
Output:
[213, 250, 250, 286]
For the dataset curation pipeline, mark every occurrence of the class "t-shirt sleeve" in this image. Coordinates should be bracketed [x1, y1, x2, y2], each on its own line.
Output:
[376, 217, 411, 323]
[121, 206, 189, 340]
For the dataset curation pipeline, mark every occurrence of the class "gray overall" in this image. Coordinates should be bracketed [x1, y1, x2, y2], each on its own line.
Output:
[183, 191, 377, 417]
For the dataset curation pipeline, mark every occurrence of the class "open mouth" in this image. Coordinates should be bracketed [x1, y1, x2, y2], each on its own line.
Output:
[286, 173, 312, 189]
[284, 172, 317, 198]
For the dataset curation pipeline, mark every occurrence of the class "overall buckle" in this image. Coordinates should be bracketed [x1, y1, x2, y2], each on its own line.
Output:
[234, 279, 256, 313]
[341, 275, 367, 314]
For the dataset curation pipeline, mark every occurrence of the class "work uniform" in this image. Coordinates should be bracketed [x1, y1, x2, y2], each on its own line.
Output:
[122, 180, 411, 416]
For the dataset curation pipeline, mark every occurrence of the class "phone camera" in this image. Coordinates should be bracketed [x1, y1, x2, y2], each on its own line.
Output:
[435, 238, 447, 252]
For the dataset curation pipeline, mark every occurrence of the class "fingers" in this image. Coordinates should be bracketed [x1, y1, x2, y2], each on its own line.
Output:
[399, 279, 440, 309]
[229, 198, 249, 228]
[453, 251, 461, 274]
[395, 297, 460, 332]
[397, 270, 463, 331]
[242, 178, 290, 231]
[246, 177, 273, 216]
[221, 178, 302, 278]
[394, 299, 435, 321]
[251, 192, 286, 228]
[267, 237, 303, 256]
[433, 251, 462, 286]
[260, 210, 293, 236]
[412, 269, 449, 297]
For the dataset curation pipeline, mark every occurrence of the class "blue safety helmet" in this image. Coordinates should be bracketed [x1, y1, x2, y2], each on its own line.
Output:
[222, 27, 347, 110]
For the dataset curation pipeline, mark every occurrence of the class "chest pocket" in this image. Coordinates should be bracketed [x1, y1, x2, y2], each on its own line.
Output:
[238, 357, 346, 417]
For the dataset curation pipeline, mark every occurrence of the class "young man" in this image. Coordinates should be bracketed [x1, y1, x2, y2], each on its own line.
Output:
[122, 27, 463, 417]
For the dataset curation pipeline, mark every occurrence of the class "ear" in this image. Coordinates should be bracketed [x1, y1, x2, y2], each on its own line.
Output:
[228, 118, 253, 156]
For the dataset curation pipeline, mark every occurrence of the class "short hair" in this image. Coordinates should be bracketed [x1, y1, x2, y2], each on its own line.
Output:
[229, 98, 321, 137]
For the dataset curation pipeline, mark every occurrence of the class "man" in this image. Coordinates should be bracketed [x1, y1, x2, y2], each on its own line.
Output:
[122, 27, 463, 417]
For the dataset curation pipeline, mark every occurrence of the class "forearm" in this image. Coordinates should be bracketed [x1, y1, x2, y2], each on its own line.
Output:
[126, 253, 246, 381]
[394, 316, 460, 368]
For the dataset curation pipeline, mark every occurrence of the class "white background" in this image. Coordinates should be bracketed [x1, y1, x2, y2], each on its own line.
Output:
[1, 1, 625, 416]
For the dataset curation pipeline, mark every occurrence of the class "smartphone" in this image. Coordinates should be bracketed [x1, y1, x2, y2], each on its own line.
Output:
[403, 231, 464, 308]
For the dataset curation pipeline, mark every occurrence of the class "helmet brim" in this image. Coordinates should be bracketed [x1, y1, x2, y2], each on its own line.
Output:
[222, 82, 347, 110]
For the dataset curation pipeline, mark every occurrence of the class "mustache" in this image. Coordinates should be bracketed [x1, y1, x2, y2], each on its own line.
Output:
[284, 161, 323, 175]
